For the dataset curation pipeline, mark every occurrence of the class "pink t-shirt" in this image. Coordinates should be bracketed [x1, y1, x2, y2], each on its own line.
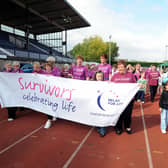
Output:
[134, 71, 141, 81]
[52, 66, 61, 77]
[32, 69, 44, 74]
[97, 64, 112, 81]
[3, 70, 12, 72]
[145, 68, 151, 80]
[61, 69, 69, 78]
[148, 70, 160, 86]
[111, 72, 136, 83]
[72, 65, 88, 80]
[12, 69, 24, 73]
[43, 71, 55, 76]
[89, 69, 97, 80]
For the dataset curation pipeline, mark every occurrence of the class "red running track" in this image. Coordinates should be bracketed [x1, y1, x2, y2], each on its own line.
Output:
[0, 95, 167, 168]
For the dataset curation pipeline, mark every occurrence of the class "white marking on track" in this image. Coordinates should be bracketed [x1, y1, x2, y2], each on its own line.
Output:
[140, 104, 153, 168]
[0, 125, 43, 155]
[63, 127, 94, 168]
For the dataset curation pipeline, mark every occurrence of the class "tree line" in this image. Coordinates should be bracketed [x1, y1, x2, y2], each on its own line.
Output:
[70, 36, 119, 63]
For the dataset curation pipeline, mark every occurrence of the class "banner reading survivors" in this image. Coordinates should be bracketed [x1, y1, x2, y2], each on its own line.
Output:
[0, 72, 139, 127]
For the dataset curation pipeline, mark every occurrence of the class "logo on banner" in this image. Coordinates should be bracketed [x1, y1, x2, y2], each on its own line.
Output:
[97, 90, 124, 111]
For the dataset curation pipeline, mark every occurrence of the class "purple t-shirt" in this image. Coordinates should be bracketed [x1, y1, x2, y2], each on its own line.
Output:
[97, 64, 112, 81]
[148, 70, 160, 86]
[111, 72, 136, 83]
[72, 65, 88, 80]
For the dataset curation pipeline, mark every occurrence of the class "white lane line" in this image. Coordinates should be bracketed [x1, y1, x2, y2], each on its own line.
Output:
[0, 125, 43, 155]
[63, 127, 94, 168]
[140, 104, 153, 168]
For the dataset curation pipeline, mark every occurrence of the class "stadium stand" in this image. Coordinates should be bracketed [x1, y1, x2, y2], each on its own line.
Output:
[0, 0, 90, 63]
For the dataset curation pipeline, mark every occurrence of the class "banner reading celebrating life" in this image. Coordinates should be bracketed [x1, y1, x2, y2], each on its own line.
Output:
[0, 72, 139, 127]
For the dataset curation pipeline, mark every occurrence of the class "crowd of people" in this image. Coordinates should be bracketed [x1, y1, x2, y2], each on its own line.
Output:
[1, 54, 168, 137]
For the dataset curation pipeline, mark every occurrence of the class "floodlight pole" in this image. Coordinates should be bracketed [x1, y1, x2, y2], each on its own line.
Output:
[165, 45, 168, 61]
[65, 30, 67, 57]
[109, 35, 112, 65]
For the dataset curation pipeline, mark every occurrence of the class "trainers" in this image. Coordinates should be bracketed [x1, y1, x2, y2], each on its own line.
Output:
[161, 130, 166, 134]
[44, 120, 52, 129]
[99, 132, 106, 137]
[8, 118, 14, 121]
[126, 128, 132, 134]
[115, 129, 123, 135]
[52, 117, 57, 121]
[99, 128, 106, 137]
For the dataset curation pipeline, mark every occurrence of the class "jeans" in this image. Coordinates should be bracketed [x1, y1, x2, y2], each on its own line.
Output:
[97, 127, 106, 135]
[136, 90, 145, 102]
[161, 109, 168, 131]
[149, 85, 158, 102]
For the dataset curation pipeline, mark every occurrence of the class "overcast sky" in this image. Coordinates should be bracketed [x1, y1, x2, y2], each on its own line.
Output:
[67, 0, 168, 62]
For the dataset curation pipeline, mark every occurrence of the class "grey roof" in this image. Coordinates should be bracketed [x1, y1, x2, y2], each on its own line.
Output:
[0, 0, 90, 35]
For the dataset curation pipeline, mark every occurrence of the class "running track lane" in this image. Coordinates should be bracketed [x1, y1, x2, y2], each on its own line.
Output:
[142, 95, 168, 168]
[0, 111, 46, 151]
[0, 117, 92, 168]
[0, 108, 8, 121]
[0, 100, 165, 168]
[0, 108, 30, 124]
[63, 103, 150, 168]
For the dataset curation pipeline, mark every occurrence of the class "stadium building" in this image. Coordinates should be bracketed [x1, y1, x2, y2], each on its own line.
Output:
[0, 0, 90, 64]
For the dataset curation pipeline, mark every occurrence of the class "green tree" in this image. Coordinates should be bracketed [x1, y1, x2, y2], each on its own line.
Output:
[70, 36, 119, 63]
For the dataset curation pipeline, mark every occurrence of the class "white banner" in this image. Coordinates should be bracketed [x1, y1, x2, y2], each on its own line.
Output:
[0, 73, 139, 127]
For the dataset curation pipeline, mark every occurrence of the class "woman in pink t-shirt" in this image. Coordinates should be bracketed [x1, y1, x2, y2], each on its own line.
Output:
[32, 62, 44, 74]
[71, 56, 89, 80]
[111, 60, 136, 135]
[134, 64, 141, 101]
[3, 62, 20, 121]
[12, 61, 24, 73]
[134, 64, 141, 81]
[61, 64, 70, 78]
[3, 61, 12, 72]
[89, 64, 97, 80]
[43, 62, 58, 129]
[148, 64, 160, 102]
[97, 54, 112, 81]
[46, 56, 60, 76]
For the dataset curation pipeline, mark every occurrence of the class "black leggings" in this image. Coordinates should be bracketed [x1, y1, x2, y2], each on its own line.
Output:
[115, 100, 134, 130]
[47, 115, 53, 120]
[149, 85, 158, 102]
[7, 107, 17, 119]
